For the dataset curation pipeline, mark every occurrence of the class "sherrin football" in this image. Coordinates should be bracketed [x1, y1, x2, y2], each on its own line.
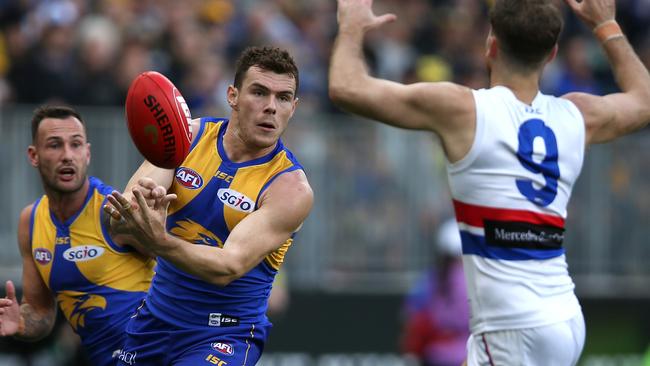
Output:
[125, 71, 192, 169]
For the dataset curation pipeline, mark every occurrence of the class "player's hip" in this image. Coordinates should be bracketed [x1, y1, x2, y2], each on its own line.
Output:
[466, 312, 585, 366]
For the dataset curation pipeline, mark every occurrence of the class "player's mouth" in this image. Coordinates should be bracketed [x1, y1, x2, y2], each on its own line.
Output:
[257, 122, 276, 132]
[58, 166, 76, 181]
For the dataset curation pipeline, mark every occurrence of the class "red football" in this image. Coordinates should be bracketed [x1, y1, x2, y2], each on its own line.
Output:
[125, 71, 192, 169]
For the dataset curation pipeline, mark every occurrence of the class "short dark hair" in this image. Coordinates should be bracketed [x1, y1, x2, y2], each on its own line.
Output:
[31, 105, 85, 142]
[489, 0, 563, 70]
[233, 46, 299, 96]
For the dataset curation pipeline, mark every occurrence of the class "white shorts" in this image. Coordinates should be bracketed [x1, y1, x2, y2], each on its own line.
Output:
[466, 313, 585, 366]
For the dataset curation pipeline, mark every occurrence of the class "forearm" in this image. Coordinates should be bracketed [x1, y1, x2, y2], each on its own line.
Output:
[14, 303, 55, 342]
[125, 161, 174, 194]
[601, 36, 650, 131]
[155, 234, 241, 287]
[602, 36, 650, 101]
[329, 28, 372, 109]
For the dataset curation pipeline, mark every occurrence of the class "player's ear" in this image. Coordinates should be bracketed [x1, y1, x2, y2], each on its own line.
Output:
[546, 44, 559, 64]
[227, 85, 239, 111]
[27, 145, 38, 167]
[486, 33, 498, 59]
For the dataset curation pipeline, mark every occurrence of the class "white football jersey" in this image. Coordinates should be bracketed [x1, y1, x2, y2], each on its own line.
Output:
[447, 86, 585, 333]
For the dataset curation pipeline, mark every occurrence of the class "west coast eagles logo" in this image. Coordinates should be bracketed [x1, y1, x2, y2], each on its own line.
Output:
[169, 219, 223, 247]
[57, 291, 107, 331]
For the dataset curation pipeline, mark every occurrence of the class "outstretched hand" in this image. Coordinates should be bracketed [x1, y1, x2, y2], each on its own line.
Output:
[103, 178, 167, 222]
[337, 0, 396, 33]
[106, 187, 177, 256]
[564, 0, 616, 29]
[0, 280, 21, 337]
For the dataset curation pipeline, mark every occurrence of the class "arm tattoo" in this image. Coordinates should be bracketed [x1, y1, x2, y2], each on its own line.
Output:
[14, 303, 55, 342]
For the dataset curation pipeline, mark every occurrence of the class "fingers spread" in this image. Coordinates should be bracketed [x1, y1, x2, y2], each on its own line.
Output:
[152, 186, 167, 199]
[133, 189, 150, 219]
[156, 193, 177, 211]
[103, 204, 122, 221]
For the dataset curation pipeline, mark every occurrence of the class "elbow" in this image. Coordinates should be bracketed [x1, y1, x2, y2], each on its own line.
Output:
[632, 93, 650, 129]
[211, 276, 235, 287]
[209, 263, 246, 287]
[328, 82, 347, 106]
[328, 82, 358, 111]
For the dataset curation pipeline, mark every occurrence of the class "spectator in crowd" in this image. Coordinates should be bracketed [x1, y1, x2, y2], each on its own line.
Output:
[401, 219, 469, 366]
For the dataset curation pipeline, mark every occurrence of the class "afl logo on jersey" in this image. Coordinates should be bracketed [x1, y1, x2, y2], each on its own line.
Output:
[33, 248, 52, 265]
[217, 188, 254, 213]
[63, 245, 105, 262]
[175, 167, 203, 189]
[211, 341, 234, 356]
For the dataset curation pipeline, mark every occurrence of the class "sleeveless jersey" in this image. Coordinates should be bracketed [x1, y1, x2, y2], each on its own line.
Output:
[30, 177, 155, 349]
[447, 86, 585, 333]
[147, 118, 304, 328]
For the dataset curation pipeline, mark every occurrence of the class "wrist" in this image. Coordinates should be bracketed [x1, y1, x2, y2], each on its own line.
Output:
[338, 24, 366, 39]
[16, 315, 25, 337]
[593, 20, 624, 44]
[152, 232, 178, 257]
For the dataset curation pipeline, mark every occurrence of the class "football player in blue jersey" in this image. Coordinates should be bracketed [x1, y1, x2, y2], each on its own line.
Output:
[106, 46, 314, 366]
[0, 105, 155, 366]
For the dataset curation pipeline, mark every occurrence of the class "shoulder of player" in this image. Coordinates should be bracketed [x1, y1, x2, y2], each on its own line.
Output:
[190, 118, 202, 144]
[561, 92, 605, 114]
[410, 82, 475, 130]
[17, 204, 34, 255]
[412, 82, 474, 109]
[259, 170, 313, 212]
[561, 92, 613, 126]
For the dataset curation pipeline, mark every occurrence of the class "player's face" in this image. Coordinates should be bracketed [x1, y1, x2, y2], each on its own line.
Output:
[27, 117, 90, 195]
[228, 66, 298, 149]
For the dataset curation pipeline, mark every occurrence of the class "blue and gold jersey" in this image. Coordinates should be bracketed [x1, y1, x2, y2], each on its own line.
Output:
[30, 177, 155, 350]
[147, 118, 303, 328]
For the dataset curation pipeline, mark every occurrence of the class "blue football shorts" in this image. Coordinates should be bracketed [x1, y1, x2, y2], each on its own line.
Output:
[115, 301, 271, 366]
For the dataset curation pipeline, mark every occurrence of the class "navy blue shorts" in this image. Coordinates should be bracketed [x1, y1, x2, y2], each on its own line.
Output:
[115, 301, 271, 366]
[83, 331, 125, 366]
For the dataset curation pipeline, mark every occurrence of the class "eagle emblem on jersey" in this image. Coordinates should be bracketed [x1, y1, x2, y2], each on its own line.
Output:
[57, 291, 107, 331]
[169, 219, 224, 247]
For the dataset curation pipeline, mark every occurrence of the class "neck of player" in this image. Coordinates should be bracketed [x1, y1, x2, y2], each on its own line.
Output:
[222, 117, 277, 163]
[47, 178, 90, 222]
[490, 63, 543, 106]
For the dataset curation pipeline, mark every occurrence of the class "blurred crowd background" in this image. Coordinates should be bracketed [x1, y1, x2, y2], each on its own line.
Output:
[2, 0, 650, 112]
[0, 0, 649, 365]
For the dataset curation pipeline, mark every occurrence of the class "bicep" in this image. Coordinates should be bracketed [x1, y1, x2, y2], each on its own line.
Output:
[17, 206, 54, 313]
[222, 172, 313, 273]
[564, 92, 645, 144]
[333, 77, 472, 132]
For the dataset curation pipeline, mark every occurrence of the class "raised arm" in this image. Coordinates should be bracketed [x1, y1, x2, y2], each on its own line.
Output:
[328, 0, 476, 162]
[0, 205, 56, 341]
[109, 170, 313, 286]
[562, 0, 650, 144]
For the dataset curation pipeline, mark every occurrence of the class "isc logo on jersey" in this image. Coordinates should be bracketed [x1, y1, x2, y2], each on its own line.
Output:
[217, 189, 254, 213]
[175, 167, 203, 189]
[63, 245, 105, 262]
